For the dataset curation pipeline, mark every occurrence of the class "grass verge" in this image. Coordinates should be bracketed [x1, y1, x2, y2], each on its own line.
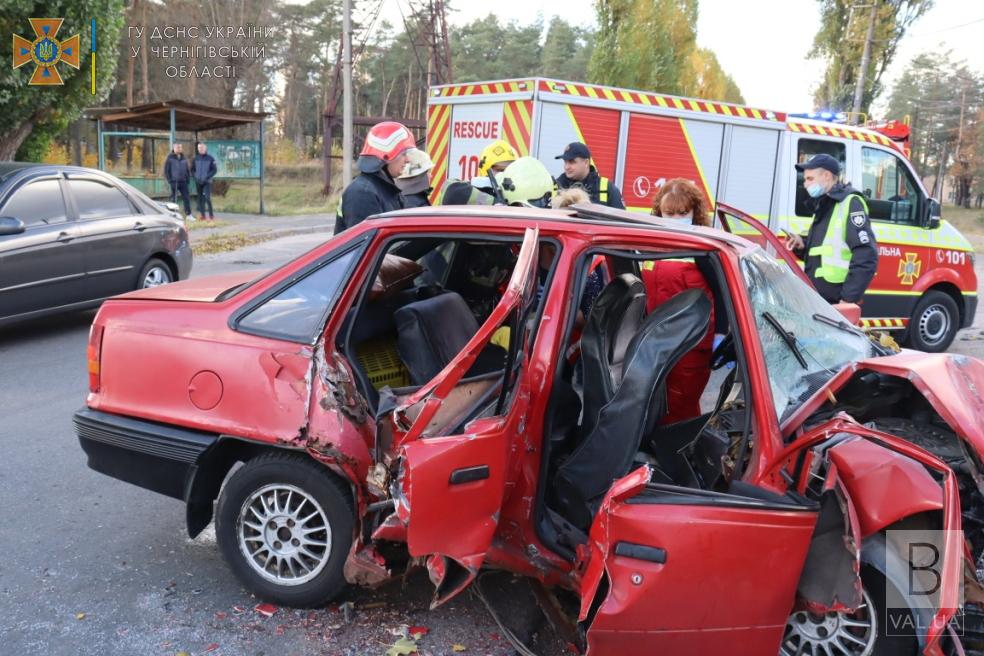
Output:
[943, 205, 984, 251]
[210, 178, 340, 216]
[192, 231, 272, 255]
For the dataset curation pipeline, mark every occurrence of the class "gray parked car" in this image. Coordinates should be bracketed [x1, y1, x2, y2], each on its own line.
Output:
[0, 162, 192, 326]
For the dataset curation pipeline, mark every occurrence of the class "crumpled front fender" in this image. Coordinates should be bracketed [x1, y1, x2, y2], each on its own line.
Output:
[763, 416, 962, 655]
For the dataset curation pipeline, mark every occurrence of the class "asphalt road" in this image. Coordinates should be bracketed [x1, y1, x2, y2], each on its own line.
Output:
[0, 233, 567, 656]
[1, 232, 982, 656]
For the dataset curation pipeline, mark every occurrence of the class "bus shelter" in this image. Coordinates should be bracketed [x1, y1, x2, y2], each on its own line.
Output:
[85, 100, 269, 213]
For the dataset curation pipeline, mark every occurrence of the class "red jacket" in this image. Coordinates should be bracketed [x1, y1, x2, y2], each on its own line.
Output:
[642, 260, 715, 424]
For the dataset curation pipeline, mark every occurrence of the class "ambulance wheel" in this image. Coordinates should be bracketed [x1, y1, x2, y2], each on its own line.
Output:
[905, 291, 959, 353]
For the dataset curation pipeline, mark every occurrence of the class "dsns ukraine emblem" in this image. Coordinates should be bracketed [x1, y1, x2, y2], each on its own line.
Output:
[12, 18, 80, 85]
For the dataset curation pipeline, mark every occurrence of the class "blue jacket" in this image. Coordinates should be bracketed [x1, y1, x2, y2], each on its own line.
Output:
[164, 152, 190, 183]
[191, 153, 217, 184]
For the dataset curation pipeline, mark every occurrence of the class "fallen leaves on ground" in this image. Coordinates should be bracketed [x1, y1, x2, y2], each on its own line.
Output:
[385, 637, 418, 656]
[192, 232, 270, 255]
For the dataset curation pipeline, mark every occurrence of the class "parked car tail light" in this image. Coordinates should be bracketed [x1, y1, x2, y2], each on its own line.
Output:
[87, 324, 104, 393]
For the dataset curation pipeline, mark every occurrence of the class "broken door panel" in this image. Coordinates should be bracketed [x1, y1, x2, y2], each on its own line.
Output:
[391, 227, 539, 445]
[582, 474, 817, 655]
[392, 227, 540, 606]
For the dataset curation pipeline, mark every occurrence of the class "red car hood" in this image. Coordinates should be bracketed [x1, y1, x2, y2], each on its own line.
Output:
[852, 351, 984, 444]
[800, 351, 984, 448]
[119, 270, 265, 302]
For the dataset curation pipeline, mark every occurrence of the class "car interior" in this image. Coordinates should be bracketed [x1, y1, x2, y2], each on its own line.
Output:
[338, 234, 552, 442]
[536, 248, 794, 559]
[337, 233, 807, 562]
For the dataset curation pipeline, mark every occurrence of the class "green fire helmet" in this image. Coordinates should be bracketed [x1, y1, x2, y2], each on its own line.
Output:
[494, 156, 554, 208]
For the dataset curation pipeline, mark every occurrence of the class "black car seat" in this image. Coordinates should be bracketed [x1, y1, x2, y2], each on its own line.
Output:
[579, 274, 648, 438]
[551, 289, 711, 529]
[394, 291, 506, 385]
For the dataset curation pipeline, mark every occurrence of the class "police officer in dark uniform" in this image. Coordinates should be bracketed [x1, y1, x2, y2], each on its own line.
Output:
[553, 142, 625, 209]
[784, 153, 878, 304]
[334, 121, 416, 235]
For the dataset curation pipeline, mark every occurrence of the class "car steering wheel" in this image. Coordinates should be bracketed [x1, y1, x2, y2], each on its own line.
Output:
[710, 332, 735, 370]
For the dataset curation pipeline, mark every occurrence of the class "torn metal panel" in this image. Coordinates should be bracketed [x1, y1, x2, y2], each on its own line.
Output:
[796, 462, 862, 613]
[343, 540, 392, 587]
[577, 465, 651, 622]
[762, 416, 964, 653]
[366, 462, 389, 499]
[304, 344, 375, 504]
[425, 553, 479, 609]
[315, 344, 369, 425]
[371, 510, 406, 543]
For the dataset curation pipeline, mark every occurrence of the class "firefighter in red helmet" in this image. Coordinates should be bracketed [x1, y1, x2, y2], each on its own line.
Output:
[334, 121, 417, 235]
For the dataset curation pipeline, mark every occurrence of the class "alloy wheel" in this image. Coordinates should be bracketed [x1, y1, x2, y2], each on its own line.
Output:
[237, 483, 333, 586]
[780, 587, 877, 656]
[142, 266, 172, 288]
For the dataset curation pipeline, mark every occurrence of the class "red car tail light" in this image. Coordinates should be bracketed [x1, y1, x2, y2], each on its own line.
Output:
[87, 324, 104, 393]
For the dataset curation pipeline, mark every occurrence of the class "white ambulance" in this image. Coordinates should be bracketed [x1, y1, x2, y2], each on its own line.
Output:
[425, 77, 977, 352]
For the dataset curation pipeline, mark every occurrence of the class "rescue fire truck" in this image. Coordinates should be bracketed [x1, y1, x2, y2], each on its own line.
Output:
[425, 78, 977, 352]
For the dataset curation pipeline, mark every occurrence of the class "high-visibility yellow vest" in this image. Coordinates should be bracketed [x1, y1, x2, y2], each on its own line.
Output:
[809, 194, 868, 285]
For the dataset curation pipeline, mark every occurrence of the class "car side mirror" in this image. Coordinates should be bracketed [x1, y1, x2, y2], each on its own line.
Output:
[0, 216, 25, 236]
[158, 201, 180, 214]
[924, 198, 941, 230]
[832, 301, 861, 326]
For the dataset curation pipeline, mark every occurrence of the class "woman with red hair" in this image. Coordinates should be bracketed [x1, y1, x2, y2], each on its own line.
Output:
[644, 178, 716, 424]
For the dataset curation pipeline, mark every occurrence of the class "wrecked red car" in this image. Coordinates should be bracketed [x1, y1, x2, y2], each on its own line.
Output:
[76, 204, 975, 654]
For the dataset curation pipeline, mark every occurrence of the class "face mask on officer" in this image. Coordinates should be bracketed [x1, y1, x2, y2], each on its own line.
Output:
[804, 169, 833, 199]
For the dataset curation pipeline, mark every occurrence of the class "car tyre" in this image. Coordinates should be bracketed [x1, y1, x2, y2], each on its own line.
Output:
[781, 533, 928, 656]
[138, 258, 174, 289]
[215, 452, 354, 607]
[905, 290, 959, 353]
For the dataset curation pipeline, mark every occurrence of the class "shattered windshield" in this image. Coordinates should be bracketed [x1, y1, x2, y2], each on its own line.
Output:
[741, 249, 875, 423]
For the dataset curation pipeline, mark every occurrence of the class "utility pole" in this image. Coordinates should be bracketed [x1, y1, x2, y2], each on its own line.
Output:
[955, 85, 967, 206]
[342, 0, 353, 186]
[851, 2, 878, 124]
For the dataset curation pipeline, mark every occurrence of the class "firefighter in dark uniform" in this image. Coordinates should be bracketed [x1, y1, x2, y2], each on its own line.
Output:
[334, 121, 416, 235]
[553, 142, 625, 209]
[784, 153, 878, 304]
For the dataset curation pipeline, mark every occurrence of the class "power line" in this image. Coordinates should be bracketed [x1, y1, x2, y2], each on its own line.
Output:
[908, 16, 984, 38]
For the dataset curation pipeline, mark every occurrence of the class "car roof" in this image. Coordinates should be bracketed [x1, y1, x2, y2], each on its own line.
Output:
[374, 202, 752, 250]
[0, 162, 119, 182]
[0, 162, 166, 213]
[0, 161, 36, 181]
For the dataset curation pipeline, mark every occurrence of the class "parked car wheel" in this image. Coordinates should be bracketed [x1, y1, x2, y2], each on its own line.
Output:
[905, 290, 959, 353]
[215, 452, 354, 607]
[138, 258, 174, 289]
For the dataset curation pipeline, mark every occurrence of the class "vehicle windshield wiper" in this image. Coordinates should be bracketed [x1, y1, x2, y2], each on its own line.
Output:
[762, 311, 808, 369]
[811, 312, 866, 337]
